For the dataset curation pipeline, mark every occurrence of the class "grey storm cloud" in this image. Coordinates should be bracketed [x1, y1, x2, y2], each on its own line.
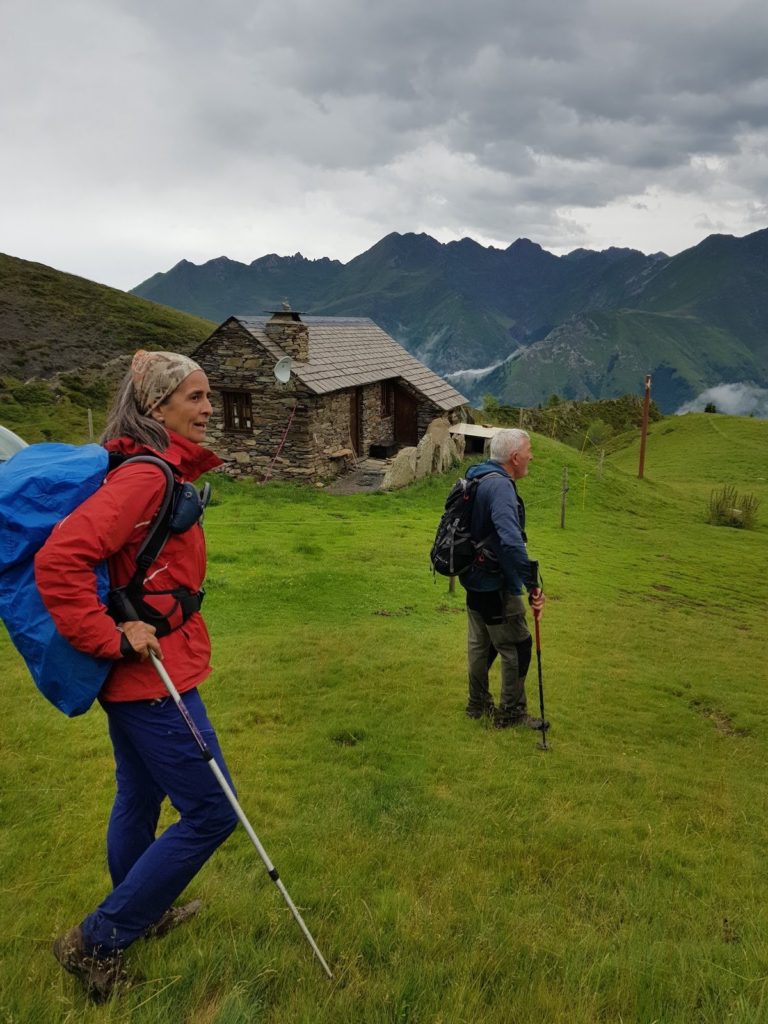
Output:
[2, 0, 768, 286]
[22, 0, 768, 176]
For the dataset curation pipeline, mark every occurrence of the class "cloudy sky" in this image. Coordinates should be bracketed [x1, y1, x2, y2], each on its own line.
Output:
[2, 0, 767, 290]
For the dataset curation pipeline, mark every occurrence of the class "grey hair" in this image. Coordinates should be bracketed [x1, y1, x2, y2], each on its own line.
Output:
[101, 368, 170, 450]
[489, 428, 530, 463]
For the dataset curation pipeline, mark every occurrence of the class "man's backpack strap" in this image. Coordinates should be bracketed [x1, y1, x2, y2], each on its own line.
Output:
[467, 470, 516, 571]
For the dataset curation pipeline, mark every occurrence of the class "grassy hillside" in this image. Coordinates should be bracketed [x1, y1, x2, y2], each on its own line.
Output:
[1, 416, 767, 1022]
[0, 253, 215, 380]
[475, 393, 664, 449]
[483, 309, 763, 411]
[611, 411, 768, 505]
[638, 231, 768, 360]
[0, 370, 114, 444]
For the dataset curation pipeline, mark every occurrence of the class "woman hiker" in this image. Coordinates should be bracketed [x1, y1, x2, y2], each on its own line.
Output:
[36, 350, 238, 1003]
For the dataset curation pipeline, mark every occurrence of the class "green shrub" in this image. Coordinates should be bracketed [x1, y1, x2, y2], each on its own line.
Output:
[707, 484, 760, 529]
[9, 381, 55, 406]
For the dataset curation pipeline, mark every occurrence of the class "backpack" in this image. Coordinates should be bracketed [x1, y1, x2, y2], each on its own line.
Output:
[430, 472, 501, 577]
[0, 443, 204, 717]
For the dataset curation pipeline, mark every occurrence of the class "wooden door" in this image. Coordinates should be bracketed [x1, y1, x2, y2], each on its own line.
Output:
[349, 388, 363, 455]
[394, 385, 418, 446]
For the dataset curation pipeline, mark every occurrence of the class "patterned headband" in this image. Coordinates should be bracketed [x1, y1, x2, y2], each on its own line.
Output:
[131, 350, 202, 414]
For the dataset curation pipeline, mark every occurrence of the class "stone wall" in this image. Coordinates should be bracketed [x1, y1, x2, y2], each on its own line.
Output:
[308, 390, 355, 479]
[264, 314, 309, 362]
[195, 320, 316, 480]
[308, 383, 397, 478]
[362, 383, 396, 449]
[196, 322, 401, 481]
[195, 320, 465, 483]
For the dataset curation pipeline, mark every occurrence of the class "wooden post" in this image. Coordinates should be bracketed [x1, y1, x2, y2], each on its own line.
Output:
[560, 466, 569, 528]
[518, 406, 524, 427]
[87, 408, 94, 442]
[598, 449, 605, 480]
[638, 374, 652, 479]
[448, 575, 456, 594]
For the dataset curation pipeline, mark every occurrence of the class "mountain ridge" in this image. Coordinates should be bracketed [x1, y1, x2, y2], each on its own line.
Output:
[130, 227, 768, 410]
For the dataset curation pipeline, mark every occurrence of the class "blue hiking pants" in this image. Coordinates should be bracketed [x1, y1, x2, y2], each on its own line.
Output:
[80, 688, 238, 954]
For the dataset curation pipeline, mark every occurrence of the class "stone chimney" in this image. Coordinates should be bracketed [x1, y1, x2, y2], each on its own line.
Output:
[264, 301, 309, 363]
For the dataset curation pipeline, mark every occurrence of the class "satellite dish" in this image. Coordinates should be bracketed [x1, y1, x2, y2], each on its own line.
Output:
[274, 356, 293, 383]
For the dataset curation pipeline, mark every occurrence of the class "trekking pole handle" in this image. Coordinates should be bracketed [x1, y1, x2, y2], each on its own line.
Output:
[528, 559, 543, 622]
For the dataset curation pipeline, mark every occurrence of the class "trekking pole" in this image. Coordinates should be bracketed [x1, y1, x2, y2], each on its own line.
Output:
[533, 611, 549, 751]
[149, 653, 333, 979]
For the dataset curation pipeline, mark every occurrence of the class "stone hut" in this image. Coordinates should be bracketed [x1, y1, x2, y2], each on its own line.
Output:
[192, 308, 467, 481]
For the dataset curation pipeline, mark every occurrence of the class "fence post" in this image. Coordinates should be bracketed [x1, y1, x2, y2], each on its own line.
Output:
[638, 374, 652, 479]
[87, 408, 94, 442]
[560, 466, 569, 528]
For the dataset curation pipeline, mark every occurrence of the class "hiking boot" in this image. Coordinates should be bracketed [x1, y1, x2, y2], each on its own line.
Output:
[520, 715, 550, 731]
[145, 899, 202, 940]
[494, 712, 550, 731]
[465, 703, 495, 720]
[53, 925, 135, 1003]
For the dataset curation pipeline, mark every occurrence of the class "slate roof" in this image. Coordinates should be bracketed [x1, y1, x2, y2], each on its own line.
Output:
[234, 315, 467, 410]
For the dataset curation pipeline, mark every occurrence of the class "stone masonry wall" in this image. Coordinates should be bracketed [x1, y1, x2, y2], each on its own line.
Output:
[308, 391, 354, 478]
[362, 384, 395, 449]
[308, 382, 395, 478]
[195, 320, 316, 480]
[264, 317, 309, 362]
[194, 321, 463, 482]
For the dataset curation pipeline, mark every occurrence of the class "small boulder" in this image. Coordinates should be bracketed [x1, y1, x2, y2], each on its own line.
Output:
[382, 447, 417, 490]
[426, 417, 451, 445]
[415, 434, 436, 479]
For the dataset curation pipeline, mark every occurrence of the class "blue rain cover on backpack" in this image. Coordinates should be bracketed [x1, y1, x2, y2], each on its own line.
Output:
[0, 443, 113, 717]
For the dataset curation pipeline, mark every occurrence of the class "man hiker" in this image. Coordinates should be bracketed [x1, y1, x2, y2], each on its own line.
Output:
[461, 428, 547, 728]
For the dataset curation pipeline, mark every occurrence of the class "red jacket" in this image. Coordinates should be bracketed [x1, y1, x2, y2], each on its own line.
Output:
[35, 431, 222, 702]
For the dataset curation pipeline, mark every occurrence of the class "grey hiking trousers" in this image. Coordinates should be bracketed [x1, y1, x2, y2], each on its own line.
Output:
[466, 591, 531, 718]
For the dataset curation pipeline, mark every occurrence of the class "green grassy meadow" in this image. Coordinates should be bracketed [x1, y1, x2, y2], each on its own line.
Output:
[1, 413, 767, 1023]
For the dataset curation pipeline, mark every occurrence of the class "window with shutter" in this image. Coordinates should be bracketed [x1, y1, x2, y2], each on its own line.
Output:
[222, 390, 253, 432]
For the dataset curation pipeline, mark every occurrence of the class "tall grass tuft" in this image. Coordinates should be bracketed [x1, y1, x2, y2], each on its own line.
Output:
[707, 484, 760, 529]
